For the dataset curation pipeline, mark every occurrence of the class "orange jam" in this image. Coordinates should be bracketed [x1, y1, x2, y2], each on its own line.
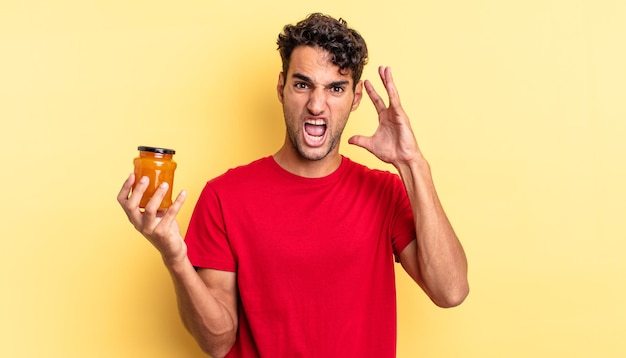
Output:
[133, 146, 177, 211]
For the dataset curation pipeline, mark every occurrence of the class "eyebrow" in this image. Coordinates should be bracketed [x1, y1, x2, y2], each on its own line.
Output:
[291, 73, 350, 88]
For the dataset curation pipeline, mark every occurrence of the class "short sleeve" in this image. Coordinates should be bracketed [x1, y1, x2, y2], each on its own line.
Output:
[390, 176, 417, 261]
[184, 182, 237, 272]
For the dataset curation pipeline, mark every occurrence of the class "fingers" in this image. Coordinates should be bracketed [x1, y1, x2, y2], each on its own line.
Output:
[385, 67, 401, 108]
[378, 66, 390, 86]
[379, 66, 401, 107]
[117, 173, 135, 205]
[157, 189, 187, 232]
[143, 181, 169, 214]
[365, 66, 401, 112]
[142, 180, 171, 230]
[117, 174, 151, 229]
[142, 183, 187, 244]
[364, 79, 386, 115]
[144, 180, 186, 216]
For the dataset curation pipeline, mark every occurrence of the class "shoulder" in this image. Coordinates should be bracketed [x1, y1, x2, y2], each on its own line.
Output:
[198, 156, 284, 201]
[341, 158, 409, 208]
[193, 157, 274, 206]
[209, 156, 274, 185]
[343, 157, 401, 185]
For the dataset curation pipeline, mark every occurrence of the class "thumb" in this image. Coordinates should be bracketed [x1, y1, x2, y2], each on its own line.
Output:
[348, 135, 373, 151]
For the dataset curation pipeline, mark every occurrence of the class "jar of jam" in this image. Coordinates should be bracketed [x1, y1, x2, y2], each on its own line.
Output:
[133, 146, 177, 211]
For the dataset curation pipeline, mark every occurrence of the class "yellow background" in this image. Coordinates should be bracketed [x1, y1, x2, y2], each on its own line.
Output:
[1, 0, 625, 357]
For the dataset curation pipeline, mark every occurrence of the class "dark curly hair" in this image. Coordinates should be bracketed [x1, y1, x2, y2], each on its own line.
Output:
[277, 13, 369, 88]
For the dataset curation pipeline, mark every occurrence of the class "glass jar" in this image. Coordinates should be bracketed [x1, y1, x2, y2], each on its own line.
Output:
[133, 146, 177, 211]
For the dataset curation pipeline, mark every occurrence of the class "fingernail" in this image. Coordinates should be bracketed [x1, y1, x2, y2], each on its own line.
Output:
[160, 182, 169, 189]
[140, 176, 149, 183]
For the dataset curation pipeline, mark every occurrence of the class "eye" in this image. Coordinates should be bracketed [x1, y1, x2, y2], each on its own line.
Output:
[331, 86, 345, 93]
[294, 82, 309, 89]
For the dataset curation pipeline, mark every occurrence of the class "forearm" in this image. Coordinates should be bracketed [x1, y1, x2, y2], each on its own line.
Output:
[118, 175, 236, 355]
[396, 156, 469, 307]
[164, 256, 237, 357]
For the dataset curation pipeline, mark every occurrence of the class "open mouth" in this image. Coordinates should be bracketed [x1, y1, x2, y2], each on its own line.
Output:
[303, 119, 327, 147]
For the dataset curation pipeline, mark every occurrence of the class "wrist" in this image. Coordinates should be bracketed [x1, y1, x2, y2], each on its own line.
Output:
[162, 249, 190, 274]
[394, 154, 430, 176]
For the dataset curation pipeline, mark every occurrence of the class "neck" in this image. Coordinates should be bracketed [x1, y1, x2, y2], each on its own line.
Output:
[273, 144, 342, 178]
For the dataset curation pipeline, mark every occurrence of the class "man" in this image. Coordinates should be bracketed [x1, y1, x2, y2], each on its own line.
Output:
[118, 13, 468, 358]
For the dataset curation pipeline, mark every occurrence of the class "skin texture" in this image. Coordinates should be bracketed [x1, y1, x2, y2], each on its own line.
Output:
[117, 44, 468, 356]
[273, 46, 362, 177]
[349, 66, 469, 307]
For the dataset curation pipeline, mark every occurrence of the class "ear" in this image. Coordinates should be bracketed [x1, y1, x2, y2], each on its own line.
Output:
[277, 72, 285, 103]
[350, 80, 364, 112]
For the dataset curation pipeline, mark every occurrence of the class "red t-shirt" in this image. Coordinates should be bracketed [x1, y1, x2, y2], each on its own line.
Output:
[185, 156, 416, 357]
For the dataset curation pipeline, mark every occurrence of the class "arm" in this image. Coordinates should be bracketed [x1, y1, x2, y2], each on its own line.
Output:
[348, 66, 469, 307]
[117, 174, 237, 357]
[395, 159, 469, 307]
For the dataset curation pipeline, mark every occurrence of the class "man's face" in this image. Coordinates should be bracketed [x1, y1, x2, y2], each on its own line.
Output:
[277, 46, 363, 162]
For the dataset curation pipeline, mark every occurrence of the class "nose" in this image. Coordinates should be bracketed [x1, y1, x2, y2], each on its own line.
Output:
[306, 88, 326, 115]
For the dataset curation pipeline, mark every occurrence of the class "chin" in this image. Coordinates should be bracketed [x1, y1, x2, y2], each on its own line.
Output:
[294, 144, 331, 162]
[298, 150, 328, 162]
[289, 132, 339, 162]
